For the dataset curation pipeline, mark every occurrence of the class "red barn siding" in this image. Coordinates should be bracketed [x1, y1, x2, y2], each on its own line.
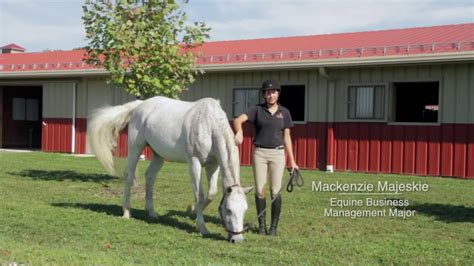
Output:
[306, 123, 319, 169]
[368, 124, 381, 173]
[293, 124, 308, 168]
[391, 126, 404, 174]
[403, 126, 416, 175]
[441, 124, 454, 176]
[358, 123, 370, 172]
[332, 122, 473, 179]
[453, 124, 468, 178]
[116, 126, 153, 159]
[75, 118, 87, 154]
[427, 126, 441, 176]
[316, 122, 328, 171]
[41, 118, 473, 179]
[42, 118, 72, 153]
[415, 126, 429, 176]
[380, 124, 393, 173]
[467, 125, 474, 178]
[116, 126, 128, 158]
[347, 123, 359, 171]
[334, 123, 348, 170]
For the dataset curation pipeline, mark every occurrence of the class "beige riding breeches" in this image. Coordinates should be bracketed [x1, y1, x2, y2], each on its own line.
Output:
[252, 147, 286, 198]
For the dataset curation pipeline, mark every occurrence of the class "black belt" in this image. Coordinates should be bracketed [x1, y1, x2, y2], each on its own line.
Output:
[255, 145, 284, 150]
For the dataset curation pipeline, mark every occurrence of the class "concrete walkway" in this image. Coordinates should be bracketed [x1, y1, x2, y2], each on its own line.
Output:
[0, 148, 36, 153]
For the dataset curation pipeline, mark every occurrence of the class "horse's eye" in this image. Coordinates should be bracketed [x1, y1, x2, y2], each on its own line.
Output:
[227, 209, 232, 214]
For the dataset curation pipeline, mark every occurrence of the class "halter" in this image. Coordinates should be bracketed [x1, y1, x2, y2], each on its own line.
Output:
[218, 184, 252, 235]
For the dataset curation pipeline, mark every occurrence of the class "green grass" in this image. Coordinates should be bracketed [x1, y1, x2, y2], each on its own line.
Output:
[0, 151, 473, 265]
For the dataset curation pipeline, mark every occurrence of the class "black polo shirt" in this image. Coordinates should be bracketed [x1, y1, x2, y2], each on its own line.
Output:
[245, 103, 293, 147]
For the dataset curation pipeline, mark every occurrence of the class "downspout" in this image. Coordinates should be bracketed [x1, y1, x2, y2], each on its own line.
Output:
[320, 67, 335, 173]
[326, 83, 335, 173]
[71, 82, 76, 154]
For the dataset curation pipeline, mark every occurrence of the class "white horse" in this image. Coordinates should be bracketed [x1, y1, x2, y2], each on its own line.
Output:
[87, 96, 253, 243]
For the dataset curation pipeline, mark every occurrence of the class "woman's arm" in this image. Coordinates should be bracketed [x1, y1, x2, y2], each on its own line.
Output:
[233, 114, 248, 145]
[284, 128, 299, 171]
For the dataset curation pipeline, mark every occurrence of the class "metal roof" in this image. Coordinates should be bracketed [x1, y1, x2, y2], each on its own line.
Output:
[1, 23, 473, 76]
[0, 43, 26, 51]
[193, 23, 474, 64]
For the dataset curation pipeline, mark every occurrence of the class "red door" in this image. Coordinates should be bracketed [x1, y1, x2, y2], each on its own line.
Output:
[2, 86, 42, 148]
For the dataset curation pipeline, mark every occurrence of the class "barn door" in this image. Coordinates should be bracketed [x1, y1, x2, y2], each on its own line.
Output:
[2, 86, 42, 148]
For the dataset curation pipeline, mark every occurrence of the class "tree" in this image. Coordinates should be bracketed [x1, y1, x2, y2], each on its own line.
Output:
[82, 0, 210, 99]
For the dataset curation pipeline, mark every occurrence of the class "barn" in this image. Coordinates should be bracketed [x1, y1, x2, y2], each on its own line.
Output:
[0, 23, 473, 178]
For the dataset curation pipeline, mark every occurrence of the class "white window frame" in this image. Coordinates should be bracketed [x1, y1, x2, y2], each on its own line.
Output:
[387, 79, 442, 126]
[346, 83, 388, 122]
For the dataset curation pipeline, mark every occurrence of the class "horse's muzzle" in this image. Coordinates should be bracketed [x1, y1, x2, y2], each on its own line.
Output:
[228, 233, 244, 243]
[227, 222, 253, 243]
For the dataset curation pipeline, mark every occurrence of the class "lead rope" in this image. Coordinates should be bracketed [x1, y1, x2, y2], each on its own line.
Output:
[255, 168, 304, 220]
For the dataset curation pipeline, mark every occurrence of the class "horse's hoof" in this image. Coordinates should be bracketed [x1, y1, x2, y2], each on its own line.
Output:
[199, 228, 211, 235]
[122, 211, 131, 219]
[146, 212, 159, 222]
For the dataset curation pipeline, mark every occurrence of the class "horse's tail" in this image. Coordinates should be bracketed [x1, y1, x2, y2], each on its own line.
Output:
[87, 100, 143, 175]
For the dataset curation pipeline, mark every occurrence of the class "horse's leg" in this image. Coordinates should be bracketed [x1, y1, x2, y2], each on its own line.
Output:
[188, 156, 209, 235]
[187, 163, 219, 215]
[144, 151, 164, 220]
[203, 163, 219, 211]
[123, 145, 145, 219]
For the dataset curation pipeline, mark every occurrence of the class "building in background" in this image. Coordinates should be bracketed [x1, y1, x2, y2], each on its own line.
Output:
[1, 23, 473, 178]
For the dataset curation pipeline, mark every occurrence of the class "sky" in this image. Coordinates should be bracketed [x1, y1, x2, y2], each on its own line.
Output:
[0, 0, 473, 52]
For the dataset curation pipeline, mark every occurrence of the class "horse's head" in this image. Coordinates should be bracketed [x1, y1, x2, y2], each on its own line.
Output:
[219, 185, 253, 243]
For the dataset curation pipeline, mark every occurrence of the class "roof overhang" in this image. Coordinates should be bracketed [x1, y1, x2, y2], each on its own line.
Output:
[0, 68, 109, 79]
[197, 51, 474, 72]
[0, 51, 473, 79]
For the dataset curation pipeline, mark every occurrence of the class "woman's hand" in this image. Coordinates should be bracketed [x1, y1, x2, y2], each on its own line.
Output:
[233, 114, 248, 146]
[234, 131, 244, 145]
[290, 161, 299, 173]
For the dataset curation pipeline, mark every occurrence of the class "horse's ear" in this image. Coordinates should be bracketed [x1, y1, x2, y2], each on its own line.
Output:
[242, 186, 253, 194]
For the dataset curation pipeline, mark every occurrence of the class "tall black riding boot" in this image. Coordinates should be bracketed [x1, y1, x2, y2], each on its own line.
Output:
[268, 194, 281, 236]
[255, 196, 267, 235]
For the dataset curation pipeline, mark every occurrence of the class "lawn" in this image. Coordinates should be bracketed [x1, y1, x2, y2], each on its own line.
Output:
[0, 151, 473, 265]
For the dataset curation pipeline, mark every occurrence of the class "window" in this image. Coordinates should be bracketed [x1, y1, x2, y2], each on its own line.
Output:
[348, 85, 385, 119]
[233, 85, 306, 122]
[12, 97, 39, 121]
[26, 99, 39, 121]
[393, 82, 439, 123]
[12, 98, 26, 120]
[233, 88, 261, 117]
[279, 85, 305, 122]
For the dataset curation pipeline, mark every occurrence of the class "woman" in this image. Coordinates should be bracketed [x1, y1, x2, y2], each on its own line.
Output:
[233, 79, 299, 236]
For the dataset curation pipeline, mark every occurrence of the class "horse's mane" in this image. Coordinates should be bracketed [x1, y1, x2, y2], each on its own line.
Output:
[192, 98, 240, 186]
